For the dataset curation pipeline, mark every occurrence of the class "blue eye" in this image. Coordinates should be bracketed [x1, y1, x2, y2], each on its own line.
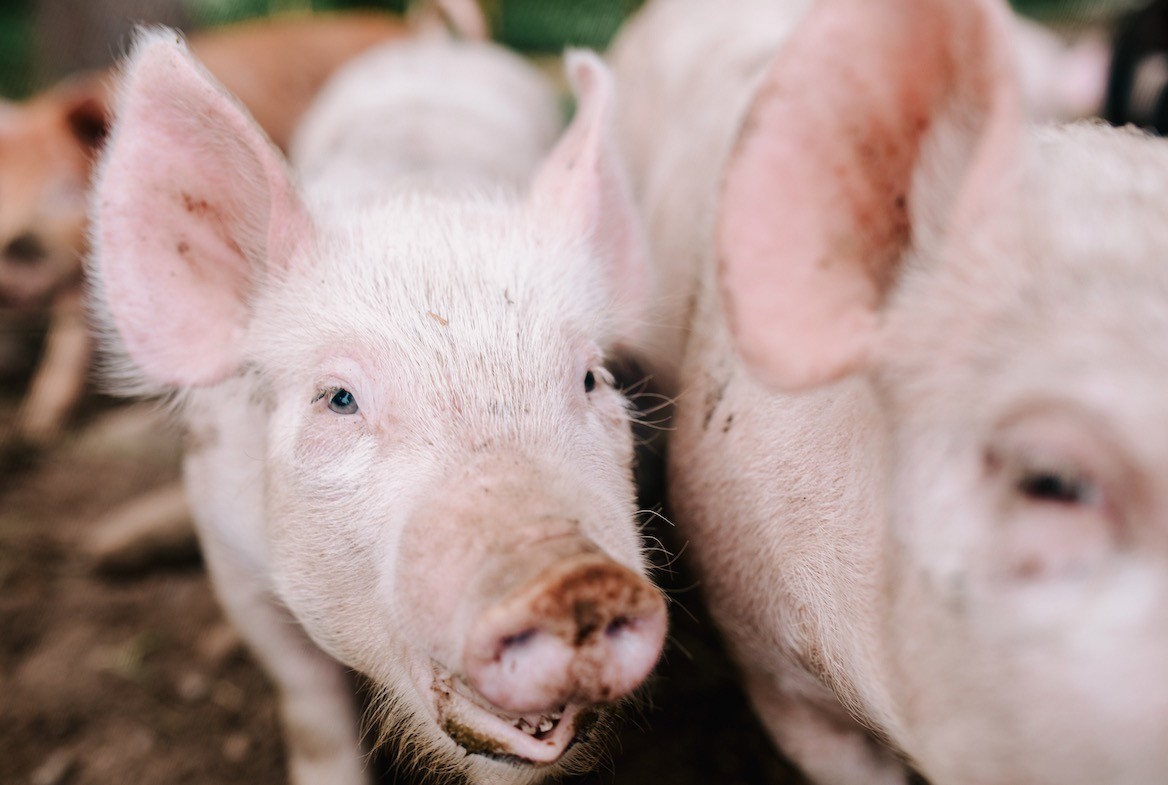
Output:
[328, 388, 358, 415]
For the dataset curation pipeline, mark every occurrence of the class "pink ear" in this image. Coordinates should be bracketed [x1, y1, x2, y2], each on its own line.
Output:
[93, 29, 310, 388]
[719, 0, 1021, 390]
[529, 49, 649, 343]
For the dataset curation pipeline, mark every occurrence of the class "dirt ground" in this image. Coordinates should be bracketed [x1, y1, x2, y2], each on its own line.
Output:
[0, 343, 805, 785]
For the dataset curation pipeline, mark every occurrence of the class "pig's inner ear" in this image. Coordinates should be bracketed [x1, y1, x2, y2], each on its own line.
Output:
[718, 0, 1021, 392]
[95, 31, 310, 388]
[528, 49, 650, 347]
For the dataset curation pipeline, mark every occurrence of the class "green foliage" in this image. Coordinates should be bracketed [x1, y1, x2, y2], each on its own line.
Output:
[188, 0, 405, 27]
[497, 0, 642, 52]
[188, 0, 272, 26]
[0, 0, 33, 98]
[186, 0, 639, 51]
[1012, 0, 1139, 23]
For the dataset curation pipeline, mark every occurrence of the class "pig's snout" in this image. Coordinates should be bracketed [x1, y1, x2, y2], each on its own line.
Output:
[463, 554, 666, 714]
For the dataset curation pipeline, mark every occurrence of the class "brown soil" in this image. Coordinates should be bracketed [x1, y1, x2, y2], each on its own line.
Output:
[0, 371, 803, 785]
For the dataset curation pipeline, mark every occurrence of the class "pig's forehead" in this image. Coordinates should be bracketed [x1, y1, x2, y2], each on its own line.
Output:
[1020, 125, 1168, 258]
[301, 192, 598, 285]
[253, 196, 612, 373]
[908, 126, 1168, 321]
[884, 126, 1168, 423]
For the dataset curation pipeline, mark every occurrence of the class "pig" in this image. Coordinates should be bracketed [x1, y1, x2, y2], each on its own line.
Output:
[87, 27, 666, 785]
[1011, 14, 1110, 124]
[611, 0, 1112, 396]
[611, 0, 1168, 782]
[0, 10, 411, 444]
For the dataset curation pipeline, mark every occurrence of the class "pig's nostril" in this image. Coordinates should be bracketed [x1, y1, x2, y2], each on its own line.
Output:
[500, 627, 538, 651]
[465, 557, 667, 714]
[605, 616, 631, 637]
[3, 233, 47, 266]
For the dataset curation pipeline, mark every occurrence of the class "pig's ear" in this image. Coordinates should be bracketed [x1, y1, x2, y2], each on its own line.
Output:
[529, 49, 649, 343]
[93, 29, 310, 388]
[719, 0, 1021, 390]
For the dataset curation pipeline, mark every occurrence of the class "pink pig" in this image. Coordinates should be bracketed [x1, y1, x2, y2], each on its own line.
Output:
[612, 0, 1168, 782]
[88, 29, 666, 785]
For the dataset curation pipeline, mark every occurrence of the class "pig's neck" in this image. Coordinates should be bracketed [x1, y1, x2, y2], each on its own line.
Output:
[677, 250, 908, 744]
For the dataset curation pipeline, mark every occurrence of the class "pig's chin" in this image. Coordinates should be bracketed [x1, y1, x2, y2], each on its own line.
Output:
[429, 662, 596, 767]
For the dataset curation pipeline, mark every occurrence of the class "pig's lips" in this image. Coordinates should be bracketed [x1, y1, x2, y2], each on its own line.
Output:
[431, 665, 585, 765]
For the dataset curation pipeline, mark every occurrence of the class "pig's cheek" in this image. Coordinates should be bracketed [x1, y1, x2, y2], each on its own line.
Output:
[573, 394, 644, 572]
[588, 390, 636, 466]
[264, 425, 392, 657]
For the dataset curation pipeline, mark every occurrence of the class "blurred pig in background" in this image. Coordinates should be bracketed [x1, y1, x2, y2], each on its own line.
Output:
[1012, 12, 1110, 123]
[613, 0, 1168, 782]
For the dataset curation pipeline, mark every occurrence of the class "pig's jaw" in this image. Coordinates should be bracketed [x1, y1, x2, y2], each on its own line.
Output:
[429, 662, 593, 766]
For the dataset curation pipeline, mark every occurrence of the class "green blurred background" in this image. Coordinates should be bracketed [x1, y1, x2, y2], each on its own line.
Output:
[0, 0, 1147, 99]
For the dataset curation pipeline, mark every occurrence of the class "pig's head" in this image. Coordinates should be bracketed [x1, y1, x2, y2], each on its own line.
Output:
[90, 31, 665, 782]
[0, 77, 109, 309]
[719, 0, 1168, 781]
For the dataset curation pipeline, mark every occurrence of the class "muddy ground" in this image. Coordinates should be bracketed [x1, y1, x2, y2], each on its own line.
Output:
[0, 345, 804, 785]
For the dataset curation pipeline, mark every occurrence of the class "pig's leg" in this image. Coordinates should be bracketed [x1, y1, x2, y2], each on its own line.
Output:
[744, 670, 911, 785]
[83, 482, 198, 574]
[199, 534, 370, 785]
[16, 285, 90, 444]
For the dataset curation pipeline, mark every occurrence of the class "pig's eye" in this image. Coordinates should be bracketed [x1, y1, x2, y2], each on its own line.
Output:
[327, 388, 359, 415]
[582, 365, 613, 395]
[1016, 467, 1099, 507]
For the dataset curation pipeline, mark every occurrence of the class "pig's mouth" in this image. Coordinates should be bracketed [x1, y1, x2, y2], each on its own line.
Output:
[430, 664, 589, 765]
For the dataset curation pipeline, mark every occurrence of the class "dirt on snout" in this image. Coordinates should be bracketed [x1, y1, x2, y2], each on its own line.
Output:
[0, 390, 803, 785]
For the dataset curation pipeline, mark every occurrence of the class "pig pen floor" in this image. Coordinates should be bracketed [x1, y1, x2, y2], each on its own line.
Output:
[0, 388, 804, 785]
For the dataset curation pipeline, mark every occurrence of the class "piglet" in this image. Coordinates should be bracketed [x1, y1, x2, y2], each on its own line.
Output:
[613, 0, 1168, 782]
[89, 28, 665, 785]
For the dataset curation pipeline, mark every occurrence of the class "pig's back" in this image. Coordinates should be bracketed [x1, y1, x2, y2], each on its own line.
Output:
[608, 0, 810, 390]
[291, 38, 562, 200]
[188, 12, 409, 152]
